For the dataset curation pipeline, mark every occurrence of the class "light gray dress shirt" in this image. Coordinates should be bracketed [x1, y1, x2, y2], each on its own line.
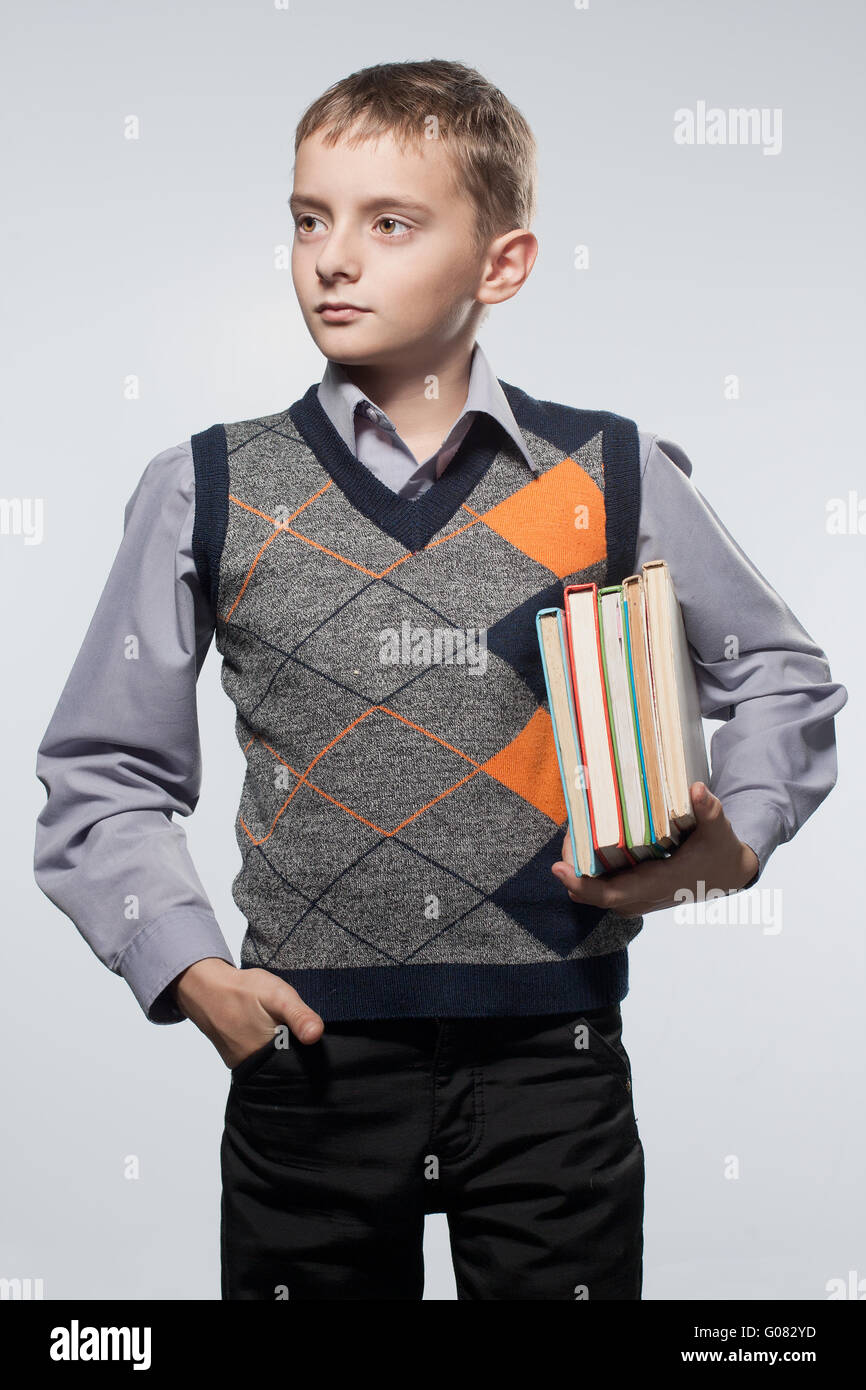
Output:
[32, 342, 848, 1024]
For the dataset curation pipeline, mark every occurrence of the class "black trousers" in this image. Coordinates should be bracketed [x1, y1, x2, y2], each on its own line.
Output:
[219, 1004, 645, 1300]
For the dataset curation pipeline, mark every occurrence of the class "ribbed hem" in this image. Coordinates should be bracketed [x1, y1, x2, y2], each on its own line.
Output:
[244, 956, 629, 1021]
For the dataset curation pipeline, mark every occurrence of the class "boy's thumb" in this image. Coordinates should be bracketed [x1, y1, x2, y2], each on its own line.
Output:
[690, 781, 720, 824]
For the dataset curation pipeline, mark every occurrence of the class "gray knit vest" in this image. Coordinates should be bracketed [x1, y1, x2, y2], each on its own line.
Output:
[190, 378, 643, 1020]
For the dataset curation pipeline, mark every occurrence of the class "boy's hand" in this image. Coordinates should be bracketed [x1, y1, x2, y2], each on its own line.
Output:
[170, 958, 325, 1069]
[552, 782, 760, 914]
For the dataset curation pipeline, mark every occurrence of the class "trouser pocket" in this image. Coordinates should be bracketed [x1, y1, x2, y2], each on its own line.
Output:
[572, 1004, 633, 1091]
[229, 1035, 286, 1085]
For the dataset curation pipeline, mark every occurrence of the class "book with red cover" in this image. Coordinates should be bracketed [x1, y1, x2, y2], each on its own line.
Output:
[562, 582, 636, 873]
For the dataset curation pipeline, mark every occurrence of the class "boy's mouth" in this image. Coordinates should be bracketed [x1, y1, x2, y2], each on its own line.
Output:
[317, 301, 370, 322]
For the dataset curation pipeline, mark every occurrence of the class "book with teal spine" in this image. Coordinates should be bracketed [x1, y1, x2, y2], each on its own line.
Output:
[535, 606, 601, 878]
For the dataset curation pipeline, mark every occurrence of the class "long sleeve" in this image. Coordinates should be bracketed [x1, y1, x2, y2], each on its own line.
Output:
[33, 442, 236, 1024]
[634, 432, 848, 887]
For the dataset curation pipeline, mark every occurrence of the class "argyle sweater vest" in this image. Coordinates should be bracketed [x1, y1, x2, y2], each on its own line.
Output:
[190, 379, 644, 1021]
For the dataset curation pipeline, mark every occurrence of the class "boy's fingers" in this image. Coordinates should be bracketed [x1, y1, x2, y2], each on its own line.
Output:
[254, 975, 324, 1044]
[552, 782, 724, 906]
[275, 985, 325, 1044]
[552, 852, 690, 912]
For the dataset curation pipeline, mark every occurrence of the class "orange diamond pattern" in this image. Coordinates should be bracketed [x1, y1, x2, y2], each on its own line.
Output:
[482, 706, 567, 824]
[480, 456, 606, 578]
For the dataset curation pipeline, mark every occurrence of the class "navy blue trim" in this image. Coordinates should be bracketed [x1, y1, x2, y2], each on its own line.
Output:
[497, 381, 641, 584]
[287, 385, 512, 552]
[190, 424, 230, 615]
[242, 954, 629, 1021]
[600, 412, 641, 585]
[198, 382, 639, 608]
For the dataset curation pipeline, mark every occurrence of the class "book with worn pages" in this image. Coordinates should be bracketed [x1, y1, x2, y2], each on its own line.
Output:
[536, 559, 711, 877]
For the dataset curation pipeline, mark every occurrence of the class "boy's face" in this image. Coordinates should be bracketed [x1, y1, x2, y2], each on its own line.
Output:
[290, 126, 491, 368]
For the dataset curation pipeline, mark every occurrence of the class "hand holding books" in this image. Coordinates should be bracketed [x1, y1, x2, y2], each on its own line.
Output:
[536, 559, 759, 906]
[552, 780, 759, 913]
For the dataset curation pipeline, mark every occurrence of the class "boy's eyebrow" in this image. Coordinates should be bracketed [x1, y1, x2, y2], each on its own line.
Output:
[288, 192, 434, 216]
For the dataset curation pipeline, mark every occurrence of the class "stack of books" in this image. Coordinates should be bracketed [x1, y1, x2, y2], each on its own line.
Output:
[535, 559, 710, 877]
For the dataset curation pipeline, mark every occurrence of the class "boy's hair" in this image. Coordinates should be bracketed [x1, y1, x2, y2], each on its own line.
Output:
[293, 59, 537, 255]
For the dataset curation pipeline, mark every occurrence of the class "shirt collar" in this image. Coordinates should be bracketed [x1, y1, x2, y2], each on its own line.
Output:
[317, 341, 540, 475]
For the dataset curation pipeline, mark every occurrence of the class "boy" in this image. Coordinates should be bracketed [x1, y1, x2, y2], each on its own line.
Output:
[33, 59, 847, 1301]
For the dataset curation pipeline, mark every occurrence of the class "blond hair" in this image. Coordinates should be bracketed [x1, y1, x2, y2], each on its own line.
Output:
[294, 59, 537, 254]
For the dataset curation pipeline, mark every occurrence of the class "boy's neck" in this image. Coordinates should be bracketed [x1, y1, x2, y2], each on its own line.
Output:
[334, 339, 478, 459]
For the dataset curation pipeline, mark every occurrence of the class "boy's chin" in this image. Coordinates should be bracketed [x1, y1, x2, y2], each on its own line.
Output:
[314, 335, 403, 365]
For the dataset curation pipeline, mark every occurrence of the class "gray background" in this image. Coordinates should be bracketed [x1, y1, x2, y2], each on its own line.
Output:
[5, 0, 863, 1300]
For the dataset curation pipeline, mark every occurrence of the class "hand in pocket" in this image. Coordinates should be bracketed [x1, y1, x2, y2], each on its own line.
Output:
[169, 959, 324, 1068]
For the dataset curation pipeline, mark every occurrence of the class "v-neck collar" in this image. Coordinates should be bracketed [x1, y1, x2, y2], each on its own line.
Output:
[287, 383, 513, 552]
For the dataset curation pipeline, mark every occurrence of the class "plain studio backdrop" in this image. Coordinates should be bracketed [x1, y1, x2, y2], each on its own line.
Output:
[5, 0, 863, 1301]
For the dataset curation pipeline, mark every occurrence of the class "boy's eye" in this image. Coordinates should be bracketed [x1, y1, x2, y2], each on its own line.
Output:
[293, 214, 411, 239]
[375, 216, 411, 238]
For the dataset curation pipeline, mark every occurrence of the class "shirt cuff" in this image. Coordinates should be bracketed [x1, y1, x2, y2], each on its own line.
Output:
[115, 908, 236, 1025]
[716, 796, 787, 888]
